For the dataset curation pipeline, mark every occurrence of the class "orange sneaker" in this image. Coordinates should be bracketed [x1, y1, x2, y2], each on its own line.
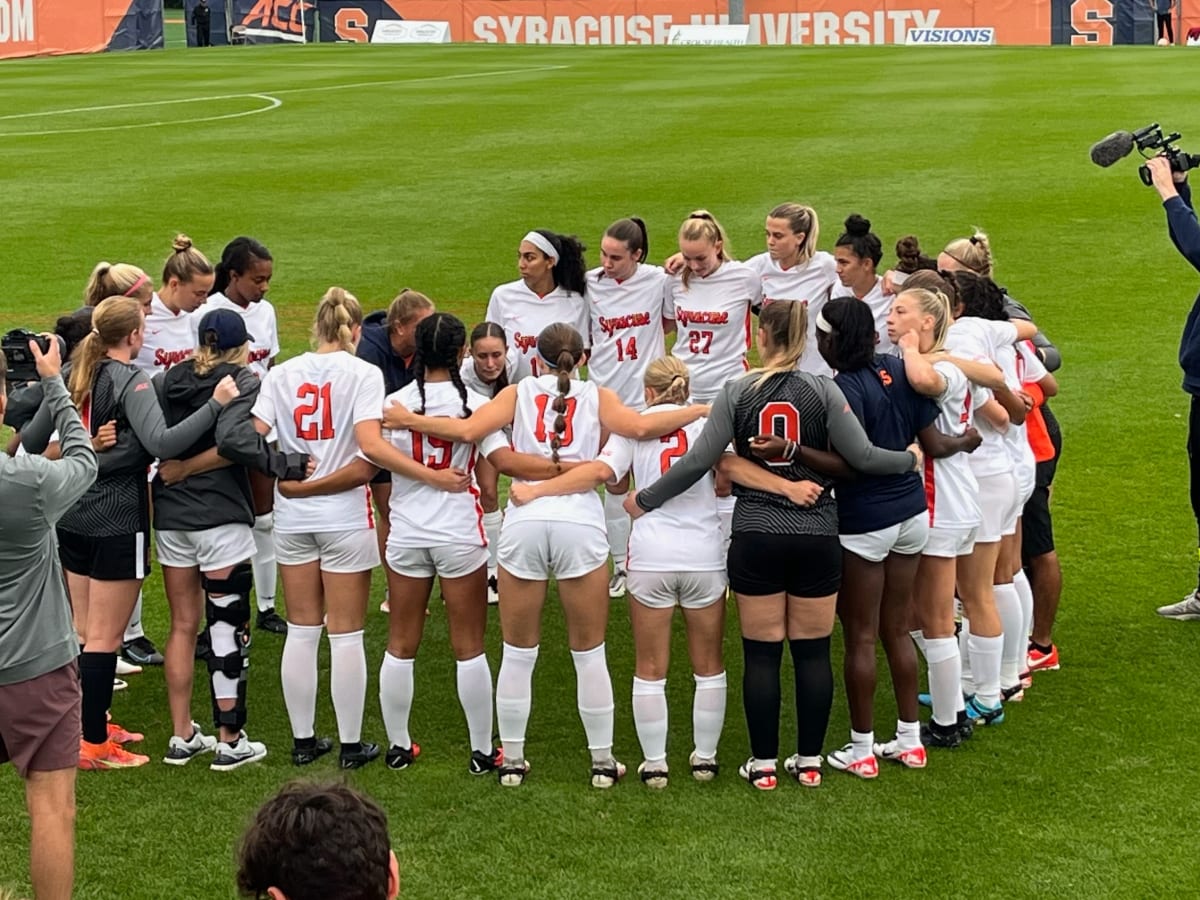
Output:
[1026, 643, 1060, 672]
[875, 740, 928, 769]
[107, 722, 144, 744]
[827, 745, 879, 779]
[79, 739, 150, 770]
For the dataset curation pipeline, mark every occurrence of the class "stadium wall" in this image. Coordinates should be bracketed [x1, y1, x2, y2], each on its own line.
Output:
[0, 0, 163, 59]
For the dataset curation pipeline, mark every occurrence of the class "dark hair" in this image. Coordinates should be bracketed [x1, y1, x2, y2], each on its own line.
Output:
[835, 214, 883, 267]
[213, 236, 272, 295]
[55, 308, 95, 359]
[818, 296, 877, 371]
[905, 269, 960, 310]
[470, 321, 509, 396]
[602, 217, 648, 272]
[412, 313, 471, 418]
[895, 235, 937, 275]
[531, 229, 588, 297]
[951, 270, 1007, 321]
[236, 780, 392, 900]
[535, 323, 585, 465]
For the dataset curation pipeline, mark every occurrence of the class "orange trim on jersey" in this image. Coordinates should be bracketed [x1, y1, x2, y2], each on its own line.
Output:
[924, 453, 936, 526]
[364, 485, 376, 530]
[1022, 380, 1055, 463]
[467, 445, 487, 545]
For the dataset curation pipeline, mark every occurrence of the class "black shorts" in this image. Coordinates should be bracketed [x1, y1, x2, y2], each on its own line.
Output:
[727, 532, 841, 598]
[1021, 483, 1054, 560]
[370, 468, 391, 487]
[58, 530, 149, 581]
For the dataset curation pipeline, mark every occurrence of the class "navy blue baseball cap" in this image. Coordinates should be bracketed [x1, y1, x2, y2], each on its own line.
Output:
[197, 308, 253, 350]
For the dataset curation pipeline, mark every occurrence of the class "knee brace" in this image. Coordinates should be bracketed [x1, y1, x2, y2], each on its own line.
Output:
[202, 563, 252, 731]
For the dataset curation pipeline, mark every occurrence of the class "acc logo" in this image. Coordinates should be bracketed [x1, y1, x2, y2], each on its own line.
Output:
[241, 0, 313, 35]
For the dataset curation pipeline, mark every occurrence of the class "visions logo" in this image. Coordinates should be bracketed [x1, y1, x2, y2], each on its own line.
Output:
[905, 27, 995, 45]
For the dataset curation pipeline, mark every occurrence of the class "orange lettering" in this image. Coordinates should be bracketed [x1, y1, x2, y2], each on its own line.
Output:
[1070, 0, 1114, 45]
[335, 7, 370, 42]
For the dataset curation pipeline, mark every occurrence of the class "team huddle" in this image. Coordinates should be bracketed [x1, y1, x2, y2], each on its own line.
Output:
[7, 203, 1064, 790]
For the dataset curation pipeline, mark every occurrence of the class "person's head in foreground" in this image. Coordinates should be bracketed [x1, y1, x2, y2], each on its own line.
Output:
[237, 780, 399, 900]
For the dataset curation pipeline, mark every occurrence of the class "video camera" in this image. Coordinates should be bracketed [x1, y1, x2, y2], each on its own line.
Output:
[1090, 123, 1200, 185]
[2, 330, 66, 389]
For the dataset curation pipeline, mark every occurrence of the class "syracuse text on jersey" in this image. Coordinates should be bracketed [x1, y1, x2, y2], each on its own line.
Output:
[598, 312, 652, 338]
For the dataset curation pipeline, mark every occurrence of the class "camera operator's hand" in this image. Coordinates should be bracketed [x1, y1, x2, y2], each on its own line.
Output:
[1147, 155, 1181, 200]
[30, 335, 61, 379]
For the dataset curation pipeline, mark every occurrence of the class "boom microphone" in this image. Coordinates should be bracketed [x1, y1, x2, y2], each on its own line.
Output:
[1090, 131, 1136, 168]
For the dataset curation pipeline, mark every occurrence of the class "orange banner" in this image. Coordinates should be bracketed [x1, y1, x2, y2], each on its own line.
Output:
[0, 0, 151, 58]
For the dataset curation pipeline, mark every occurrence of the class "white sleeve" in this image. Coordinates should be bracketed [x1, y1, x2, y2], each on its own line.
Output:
[1018, 341, 1048, 383]
[662, 278, 677, 321]
[485, 289, 501, 326]
[353, 367, 386, 423]
[251, 371, 278, 426]
[989, 320, 1019, 353]
[575, 299, 591, 348]
[477, 430, 509, 458]
[508, 347, 531, 382]
[596, 434, 634, 481]
[267, 304, 281, 359]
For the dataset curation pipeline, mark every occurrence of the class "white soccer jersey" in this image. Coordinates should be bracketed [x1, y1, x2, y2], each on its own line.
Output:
[252, 350, 385, 534]
[924, 360, 984, 530]
[196, 292, 281, 379]
[834, 276, 895, 357]
[946, 317, 1019, 479]
[585, 263, 670, 409]
[135, 293, 197, 375]
[1005, 340, 1046, 480]
[459, 346, 530, 398]
[597, 407, 723, 572]
[504, 375, 604, 529]
[484, 280, 589, 378]
[384, 382, 507, 550]
[746, 251, 838, 377]
[665, 261, 760, 403]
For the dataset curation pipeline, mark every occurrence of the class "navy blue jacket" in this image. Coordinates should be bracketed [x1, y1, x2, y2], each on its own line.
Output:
[356, 311, 414, 395]
[1166, 181, 1200, 395]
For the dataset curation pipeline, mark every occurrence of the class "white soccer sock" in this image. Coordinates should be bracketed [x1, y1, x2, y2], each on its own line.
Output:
[483, 510, 503, 570]
[959, 616, 975, 695]
[924, 636, 962, 728]
[252, 513, 277, 613]
[280, 623, 323, 739]
[968, 633, 1003, 708]
[456, 653, 494, 755]
[896, 719, 921, 750]
[632, 676, 668, 764]
[571, 643, 615, 762]
[716, 495, 736, 557]
[1014, 568, 1034, 653]
[379, 653, 414, 750]
[328, 630, 367, 744]
[496, 643, 539, 763]
[603, 489, 631, 571]
[123, 591, 146, 643]
[851, 729, 874, 759]
[208, 592, 242, 701]
[692, 671, 726, 759]
[910, 629, 928, 656]
[995, 582, 1023, 690]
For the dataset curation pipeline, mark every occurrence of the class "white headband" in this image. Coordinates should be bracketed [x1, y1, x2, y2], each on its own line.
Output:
[815, 310, 833, 334]
[522, 231, 559, 263]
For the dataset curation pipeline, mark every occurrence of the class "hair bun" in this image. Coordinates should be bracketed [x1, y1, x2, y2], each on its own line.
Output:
[845, 214, 871, 237]
[172, 234, 193, 253]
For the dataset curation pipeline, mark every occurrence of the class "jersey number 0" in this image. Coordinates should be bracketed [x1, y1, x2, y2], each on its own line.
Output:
[758, 401, 800, 468]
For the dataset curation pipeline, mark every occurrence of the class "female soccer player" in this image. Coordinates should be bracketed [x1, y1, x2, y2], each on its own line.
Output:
[84, 261, 154, 313]
[833, 215, 893, 356]
[205, 237, 286, 634]
[21, 297, 239, 769]
[586, 217, 671, 598]
[251, 287, 385, 770]
[137, 235, 215, 378]
[627, 301, 920, 791]
[509, 357, 727, 788]
[460, 322, 530, 604]
[372, 313, 571, 775]
[154, 308, 310, 771]
[384, 323, 707, 788]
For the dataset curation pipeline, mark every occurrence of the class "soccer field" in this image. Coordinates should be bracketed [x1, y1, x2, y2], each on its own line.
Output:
[2, 42, 1199, 899]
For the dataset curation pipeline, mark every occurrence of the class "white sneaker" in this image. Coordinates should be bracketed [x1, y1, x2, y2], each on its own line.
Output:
[689, 750, 719, 782]
[591, 757, 626, 788]
[163, 722, 219, 766]
[637, 760, 669, 789]
[115, 657, 142, 676]
[608, 569, 627, 599]
[210, 732, 268, 771]
[112, 677, 128, 692]
[1157, 591, 1200, 620]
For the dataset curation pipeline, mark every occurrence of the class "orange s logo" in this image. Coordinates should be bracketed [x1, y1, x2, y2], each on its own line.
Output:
[878, 368, 893, 387]
[335, 7, 370, 42]
[1070, 0, 1114, 45]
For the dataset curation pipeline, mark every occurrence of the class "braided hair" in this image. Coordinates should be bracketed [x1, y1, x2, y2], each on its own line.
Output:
[413, 313, 471, 418]
[535, 323, 585, 465]
[469, 321, 510, 396]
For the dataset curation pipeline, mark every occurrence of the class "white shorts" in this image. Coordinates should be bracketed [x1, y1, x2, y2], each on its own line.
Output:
[976, 471, 1017, 544]
[922, 525, 978, 559]
[839, 512, 929, 563]
[386, 543, 487, 580]
[274, 528, 380, 574]
[498, 519, 608, 581]
[156, 523, 256, 571]
[626, 569, 727, 610]
[1003, 463, 1036, 538]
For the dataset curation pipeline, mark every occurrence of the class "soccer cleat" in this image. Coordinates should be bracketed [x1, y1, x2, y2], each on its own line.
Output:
[121, 636, 164, 667]
[256, 609, 288, 634]
[921, 719, 963, 749]
[1020, 670, 1034, 690]
[291, 736, 334, 766]
[689, 750, 719, 782]
[79, 739, 149, 770]
[487, 573, 499, 606]
[469, 747, 502, 776]
[608, 569, 627, 599]
[163, 723, 218, 765]
[385, 743, 422, 771]
[114, 656, 142, 676]
[112, 677, 128, 692]
[827, 744, 879, 779]
[783, 755, 822, 788]
[637, 760, 669, 789]
[498, 758, 530, 787]
[339, 741, 381, 770]
[1027, 643, 1061, 672]
[739, 757, 778, 791]
[1158, 591, 1200, 620]
[211, 732, 268, 771]
[956, 710, 975, 741]
[106, 722, 143, 744]
[964, 695, 1005, 726]
[1002, 685, 1025, 703]
[917, 692, 932, 708]
[591, 758, 626, 789]
[874, 739, 928, 769]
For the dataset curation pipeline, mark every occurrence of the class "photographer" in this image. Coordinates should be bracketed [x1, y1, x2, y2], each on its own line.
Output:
[1148, 156, 1200, 620]
[0, 338, 98, 900]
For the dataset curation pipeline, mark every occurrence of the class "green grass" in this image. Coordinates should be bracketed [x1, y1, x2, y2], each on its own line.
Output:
[2, 42, 1200, 899]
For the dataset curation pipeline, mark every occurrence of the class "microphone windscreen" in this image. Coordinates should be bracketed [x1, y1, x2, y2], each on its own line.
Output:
[1090, 131, 1135, 168]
